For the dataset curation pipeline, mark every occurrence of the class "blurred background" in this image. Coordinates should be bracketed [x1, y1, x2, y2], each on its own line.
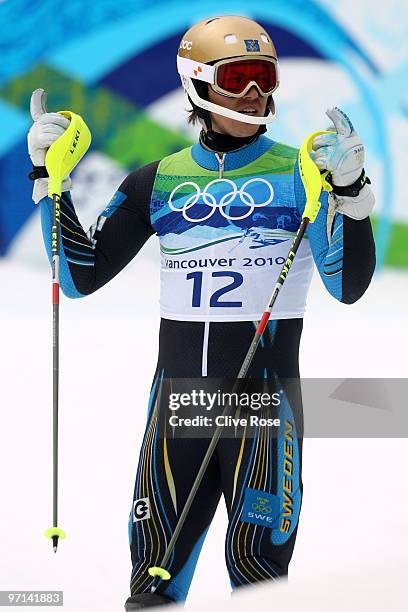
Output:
[1, 0, 407, 269]
[0, 1, 407, 610]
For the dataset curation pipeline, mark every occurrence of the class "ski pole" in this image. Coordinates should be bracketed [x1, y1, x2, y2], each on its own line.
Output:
[148, 129, 333, 591]
[41, 96, 91, 553]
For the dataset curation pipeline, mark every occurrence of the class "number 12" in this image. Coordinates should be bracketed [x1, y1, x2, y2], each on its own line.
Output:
[186, 271, 243, 308]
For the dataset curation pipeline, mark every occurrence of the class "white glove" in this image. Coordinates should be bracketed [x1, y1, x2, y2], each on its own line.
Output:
[313, 107, 374, 220]
[312, 107, 364, 186]
[27, 89, 72, 203]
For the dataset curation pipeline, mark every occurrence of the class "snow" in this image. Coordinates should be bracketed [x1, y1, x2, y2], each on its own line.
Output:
[0, 253, 407, 611]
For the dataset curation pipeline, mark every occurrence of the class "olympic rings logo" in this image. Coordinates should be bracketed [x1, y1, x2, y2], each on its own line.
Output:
[252, 504, 272, 514]
[252, 504, 272, 513]
[252, 497, 272, 513]
[168, 178, 274, 222]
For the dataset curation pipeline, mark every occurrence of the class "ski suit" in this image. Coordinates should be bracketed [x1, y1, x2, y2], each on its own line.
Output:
[39, 134, 375, 602]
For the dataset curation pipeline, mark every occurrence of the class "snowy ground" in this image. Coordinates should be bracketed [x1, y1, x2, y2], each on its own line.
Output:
[0, 246, 407, 611]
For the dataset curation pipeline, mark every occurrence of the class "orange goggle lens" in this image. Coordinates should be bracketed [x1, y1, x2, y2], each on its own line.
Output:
[216, 60, 278, 96]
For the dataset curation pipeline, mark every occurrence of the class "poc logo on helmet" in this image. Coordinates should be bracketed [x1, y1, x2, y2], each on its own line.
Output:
[180, 39, 193, 50]
[133, 497, 150, 522]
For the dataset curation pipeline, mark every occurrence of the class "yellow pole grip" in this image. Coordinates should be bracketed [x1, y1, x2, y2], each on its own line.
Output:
[298, 130, 334, 223]
[45, 111, 91, 198]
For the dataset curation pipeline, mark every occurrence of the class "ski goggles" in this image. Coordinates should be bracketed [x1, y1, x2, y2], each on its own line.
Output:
[211, 56, 279, 98]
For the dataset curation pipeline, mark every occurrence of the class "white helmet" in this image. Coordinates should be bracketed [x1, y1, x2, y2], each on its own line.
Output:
[177, 15, 279, 126]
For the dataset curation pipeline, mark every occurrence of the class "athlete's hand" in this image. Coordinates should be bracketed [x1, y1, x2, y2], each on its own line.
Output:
[312, 107, 365, 187]
[311, 107, 374, 220]
[28, 89, 71, 166]
[27, 89, 72, 203]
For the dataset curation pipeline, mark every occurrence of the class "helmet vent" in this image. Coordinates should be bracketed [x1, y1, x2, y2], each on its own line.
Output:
[205, 18, 220, 25]
[224, 34, 238, 44]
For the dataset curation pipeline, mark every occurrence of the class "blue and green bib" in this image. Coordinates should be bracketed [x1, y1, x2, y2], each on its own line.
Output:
[150, 138, 313, 322]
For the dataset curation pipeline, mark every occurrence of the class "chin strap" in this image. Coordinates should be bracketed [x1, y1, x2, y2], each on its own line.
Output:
[188, 79, 212, 131]
[189, 78, 272, 137]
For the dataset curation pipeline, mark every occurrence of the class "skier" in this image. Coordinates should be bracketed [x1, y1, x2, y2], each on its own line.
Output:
[28, 15, 376, 610]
